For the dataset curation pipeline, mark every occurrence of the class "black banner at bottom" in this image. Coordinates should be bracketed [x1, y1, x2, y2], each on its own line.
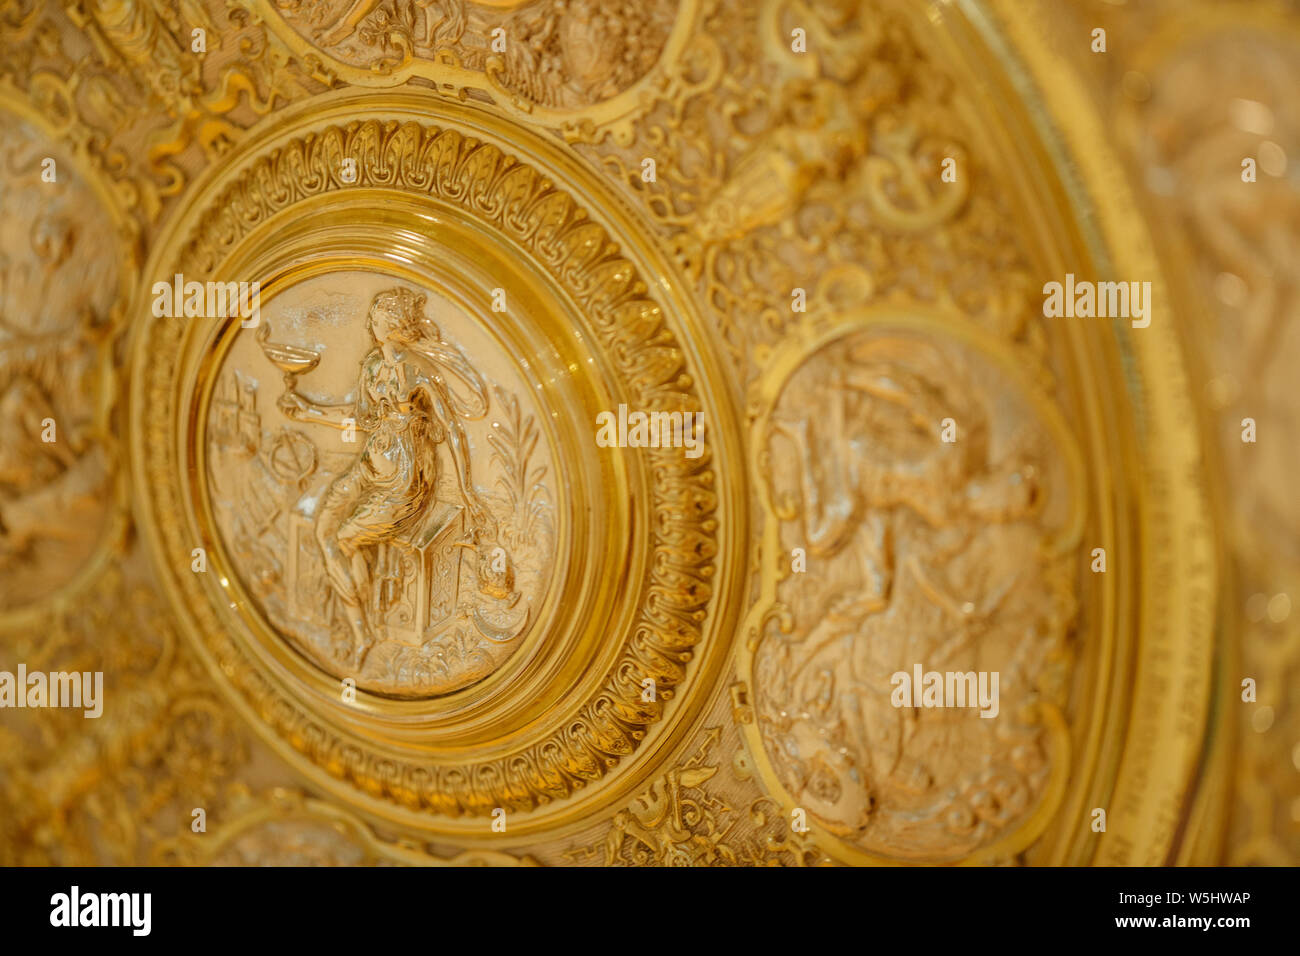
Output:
[0, 864, 1279, 942]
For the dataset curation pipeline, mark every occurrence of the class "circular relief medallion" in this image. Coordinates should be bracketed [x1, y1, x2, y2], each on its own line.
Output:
[130, 92, 740, 833]
[204, 272, 555, 698]
[254, 0, 697, 139]
[270, 0, 677, 106]
[741, 316, 1083, 863]
[0, 107, 127, 618]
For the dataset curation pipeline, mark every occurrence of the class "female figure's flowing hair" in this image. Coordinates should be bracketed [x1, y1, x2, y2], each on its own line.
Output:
[369, 288, 490, 525]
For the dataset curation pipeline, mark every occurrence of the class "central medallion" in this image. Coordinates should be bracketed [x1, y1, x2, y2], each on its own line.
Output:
[130, 91, 741, 832]
[206, 273, 554, 697]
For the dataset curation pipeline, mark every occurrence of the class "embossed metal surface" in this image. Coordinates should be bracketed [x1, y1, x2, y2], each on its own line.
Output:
[0, 0, 1295, 867]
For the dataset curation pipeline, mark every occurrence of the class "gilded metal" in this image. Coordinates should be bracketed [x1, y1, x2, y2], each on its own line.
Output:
[130, 94, 741, 837]
[216, 277, 549, 691]
[0, 0, 1295, 867]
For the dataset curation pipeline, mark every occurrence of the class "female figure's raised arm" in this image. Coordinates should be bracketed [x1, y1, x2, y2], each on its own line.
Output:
[279, 361, 376, 432]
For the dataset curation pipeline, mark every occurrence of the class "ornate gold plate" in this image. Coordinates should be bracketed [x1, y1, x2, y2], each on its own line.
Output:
[2, 0, 1294, 868]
